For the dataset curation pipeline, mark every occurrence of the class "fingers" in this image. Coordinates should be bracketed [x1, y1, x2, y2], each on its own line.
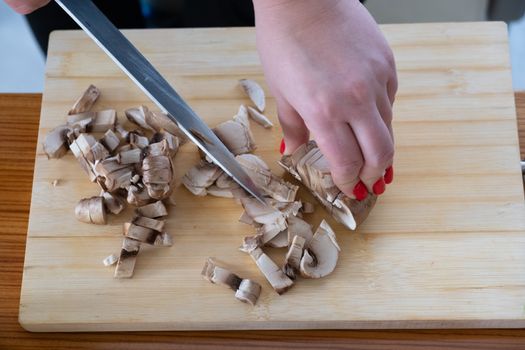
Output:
[376, 90, 394, 142]
[4, 0, 50, 14]
[351, 107, 394, 194]
[308, 120, 364, 199]
[276, 97, 309, 155]
[386, 76, 398, 105]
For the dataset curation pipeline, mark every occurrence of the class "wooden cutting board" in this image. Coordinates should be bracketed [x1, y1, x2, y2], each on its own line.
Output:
[19, 23, 525, 331]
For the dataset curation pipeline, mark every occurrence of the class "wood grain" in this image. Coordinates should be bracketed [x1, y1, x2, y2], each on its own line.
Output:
[19, 23, 525, 332]
[2, 91, 525, 349]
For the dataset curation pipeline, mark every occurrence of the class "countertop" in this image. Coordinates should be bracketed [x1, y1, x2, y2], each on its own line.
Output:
[1, 92, 525, 349]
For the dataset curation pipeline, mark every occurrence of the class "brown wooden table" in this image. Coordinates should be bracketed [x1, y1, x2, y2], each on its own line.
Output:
[1, 93, 525, 350]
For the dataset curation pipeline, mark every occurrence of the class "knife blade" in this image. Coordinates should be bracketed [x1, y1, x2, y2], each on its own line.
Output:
[54, 0, 265, 203]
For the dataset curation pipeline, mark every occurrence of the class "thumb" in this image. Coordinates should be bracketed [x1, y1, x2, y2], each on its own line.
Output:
[275, 97, 309, 155]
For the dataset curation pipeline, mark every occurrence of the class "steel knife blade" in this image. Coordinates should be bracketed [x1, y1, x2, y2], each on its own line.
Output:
[55, 0, 265, 203]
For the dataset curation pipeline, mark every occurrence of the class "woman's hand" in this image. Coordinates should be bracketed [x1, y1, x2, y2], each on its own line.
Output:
[253, 0, 397, 199]
[4, 0, 50, 14]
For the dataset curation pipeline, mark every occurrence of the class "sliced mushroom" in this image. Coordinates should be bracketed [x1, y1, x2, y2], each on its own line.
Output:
[283, 235, 306, 279]
[300, 220, 340, 279]
[202, 258, 262, 305]
[280, 141, 377, 230]
[92, 109, 116, 133]
[213, 112, 256, 155]
[136, 200, 167, 218]
[239, 79, 265, 112]
[75, 196, 107, 224]
[68, 84, 100, 115]
[247, 106, 273, 128]
[151, 131, 179, 156]
[133, 216, 165, 232]
[206, 185, 233, 198]
[265, 229, 288, 248]
[102, 253, 119, 267]
[234, 279, 262, 306]
[114, 237, 140, 279]
[247, 247, 293, 295]
[240, 197, 286, 226]
[142, 154, 173, 199]
[88, 142, 110, 163]
[127, 185, 154, 207]
[117, 148, 142, 165]
[43, 125, 70, 159]
[129, 132, 149, 149]
[236, 154, 298, 202]
[100, 129, 121, 152]
[126, 105, 185, 142]
[124, 223, 159, 244]
[201, 257, 242, 290]
[182, 160, 222, 196]
[286, 215, 313, 245]
[66, 111, 94, 132]
[101, 191, 125, 215]
[125, 106, 156, 132]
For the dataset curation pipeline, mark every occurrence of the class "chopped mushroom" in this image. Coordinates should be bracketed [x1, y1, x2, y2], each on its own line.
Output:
[236, 154, 298, 202]
[141, 141, 174, 200]
[286, 215, 313, 246]
[75, 196, 107, 225]
[100, 129, 121, 152]
[247, 106, 273, 128]
[182, 160, 223, 196]
[114, 237, 140, 278]
[136, 200, 167, 218]
[124, 223, 159, 244]
[43, 125, 70, 159]
[280, 141, 377, 230]
[245, 247, 293, 295]
[101, 191, 125, 215]
[300, 220, 340, 279]
[265, 229, 288, 248]
[68, 84, 100, 115]
[202, 258, 262, 305]
[213, 108, 256, 155]
[92, 109, 117, 132]
[126, 105, 186, 141]
[235, 279, 262, 306]
[125, 106, 156, 131]
[133, 216, 165, 232]
[239, 79, 266, 112]
[283, 235, 306, 279]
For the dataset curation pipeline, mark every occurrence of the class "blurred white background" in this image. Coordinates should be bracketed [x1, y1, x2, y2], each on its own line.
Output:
[0, 0, 524, 92]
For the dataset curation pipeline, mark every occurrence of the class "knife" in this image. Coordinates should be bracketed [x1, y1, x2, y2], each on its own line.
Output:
[54, 0, 265, 203]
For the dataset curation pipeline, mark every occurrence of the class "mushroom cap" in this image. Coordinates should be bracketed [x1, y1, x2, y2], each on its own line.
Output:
[300, 220, 340, 279]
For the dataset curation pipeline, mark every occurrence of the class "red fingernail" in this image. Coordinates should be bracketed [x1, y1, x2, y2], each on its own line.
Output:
[353, 181, 368, 201]
[279, 138, 286, 155]
[373, 178, 386, 195]
[385, 166, 394, 184]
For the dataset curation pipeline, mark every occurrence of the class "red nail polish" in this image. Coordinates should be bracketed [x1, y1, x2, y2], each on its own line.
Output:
[279, 138, 286, 155]
[353, 181, 368, 201]
[385, 166, 394, 184]
[373, 178, 386, 195]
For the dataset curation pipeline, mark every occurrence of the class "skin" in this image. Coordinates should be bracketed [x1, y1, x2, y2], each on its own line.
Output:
[5, 0, 397, 198]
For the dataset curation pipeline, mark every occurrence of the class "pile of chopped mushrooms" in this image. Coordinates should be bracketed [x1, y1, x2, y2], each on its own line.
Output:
[43, 80, 377, 306]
